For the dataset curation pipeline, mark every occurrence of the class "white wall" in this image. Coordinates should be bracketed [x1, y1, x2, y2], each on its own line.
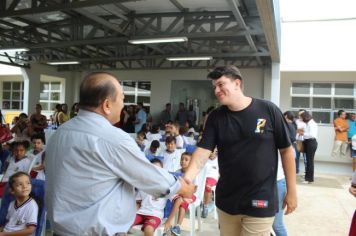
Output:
[96, 68, 265, 121]
[280, 71, 356, 163]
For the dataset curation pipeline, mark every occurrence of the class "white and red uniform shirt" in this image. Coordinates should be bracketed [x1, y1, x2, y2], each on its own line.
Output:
[4, 197, 38, 235]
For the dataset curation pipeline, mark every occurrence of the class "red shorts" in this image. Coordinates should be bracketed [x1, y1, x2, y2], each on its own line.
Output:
[177, 195, 197, 211]
[133, 214, 161, 230]
[205, 177, 217, 193]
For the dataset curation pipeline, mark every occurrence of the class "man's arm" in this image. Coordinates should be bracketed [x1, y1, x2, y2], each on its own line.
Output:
[183, 147, 212, 182]
[279, 145, 297, 215]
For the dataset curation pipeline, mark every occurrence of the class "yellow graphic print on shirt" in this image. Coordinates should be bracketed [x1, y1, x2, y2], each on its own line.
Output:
[255, 119, 266, 134]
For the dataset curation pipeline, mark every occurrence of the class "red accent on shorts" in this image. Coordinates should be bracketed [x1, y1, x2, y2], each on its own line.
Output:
[179, 195, 197, 211]
[205, 177, 217, 193]
[133, 214, 161, 230]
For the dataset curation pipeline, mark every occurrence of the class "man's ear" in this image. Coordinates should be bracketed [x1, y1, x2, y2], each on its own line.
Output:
[101, 98, 111, 115]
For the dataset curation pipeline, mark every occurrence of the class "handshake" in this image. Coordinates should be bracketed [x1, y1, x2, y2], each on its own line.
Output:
[177, 177, 197, 199]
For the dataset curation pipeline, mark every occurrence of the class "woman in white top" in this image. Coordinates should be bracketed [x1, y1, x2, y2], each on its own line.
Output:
[300, 111, 318, 184]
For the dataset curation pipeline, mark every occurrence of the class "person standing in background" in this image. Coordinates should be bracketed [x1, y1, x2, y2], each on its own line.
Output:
[332, 110, 349, 158]
[300, 111, 318, 184]
[347, 113, 356, 171]
[134, 102, 147, 133]
[30, 104, 48, 142]
[160, 103, 172, 130]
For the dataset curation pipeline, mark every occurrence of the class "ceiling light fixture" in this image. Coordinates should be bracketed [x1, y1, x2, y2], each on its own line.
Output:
[46, 61, 80, 65]
[166, 56, 213, 61]
[128, 37, 188, 44]
[0, 48, 29, 53]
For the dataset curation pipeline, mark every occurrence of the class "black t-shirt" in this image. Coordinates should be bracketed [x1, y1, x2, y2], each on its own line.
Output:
[198, 98, 291, 217]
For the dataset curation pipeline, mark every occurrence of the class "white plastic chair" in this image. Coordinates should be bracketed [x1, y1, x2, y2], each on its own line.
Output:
[188, 166, 208, 236]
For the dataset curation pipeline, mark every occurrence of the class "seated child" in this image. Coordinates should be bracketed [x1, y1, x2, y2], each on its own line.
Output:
[170, 123, 184, 149]
[0, 172, 39, 235]
[29, 134, 46, 181]
[146, 124, 162, 142]
[201, 148, 219, 218]
[132, 158, 168, 236]
[2, 141, 32, 183]
[144, 140, 160, 157]
[161, 136, 181, 172]
[135, 131, 146, 152]
[164, 152, 197, 236]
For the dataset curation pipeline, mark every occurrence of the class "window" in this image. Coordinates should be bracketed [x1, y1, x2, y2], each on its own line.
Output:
[291, 82, 355, 124]
[39, 81, 63, 113]
[122, 81, 151, 106]
[2, 81, 24, 110]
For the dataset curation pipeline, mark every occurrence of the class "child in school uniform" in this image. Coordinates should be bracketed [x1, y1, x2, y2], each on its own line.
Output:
[29, 134, 45, 181]
[164, 152, 197, 236]
[1, 141, 32, 183]
[132, 158, 168, 236]
[144, 140, 160, 157]
[0, 172, 38, 236]
[161, 136, 181, 173]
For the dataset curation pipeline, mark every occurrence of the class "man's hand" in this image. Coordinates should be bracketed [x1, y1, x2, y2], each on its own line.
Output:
[177, 177, 196, 199]
[282, 191, 297, 215]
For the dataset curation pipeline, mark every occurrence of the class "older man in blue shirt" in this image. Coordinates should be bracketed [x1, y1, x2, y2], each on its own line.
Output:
[46, 72, 195, 236]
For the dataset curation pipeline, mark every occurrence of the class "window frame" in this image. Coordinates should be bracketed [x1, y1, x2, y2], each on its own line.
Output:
[122, 81, 151, 107]
[1, 81, 24, 110]
[290, 82, 355, 124]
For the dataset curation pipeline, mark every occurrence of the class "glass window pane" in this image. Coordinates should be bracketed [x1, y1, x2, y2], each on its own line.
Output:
[312, 98, 331, 109]
[123, 81, 136, 92]
[40, 92, 49, 100]
[335, 83, 354, 96]
[3, 82, 11, 90]
[40, 102, 49, 111]
[3, 91, 11, 99]
[124, 95, 135, 103]
[12, 92, 21, 100]
[51, 82, 61, 90]
[51, 92, 60, 101]
[2, 101, 10, 109]
[40, 83, 49, 91]
[12, 82, 21, 90]
[138, 81, 151, 92]
[291, 97, 310, 108]
[292, 83, 310, 94]
[11, 101, 20, 110]
[312, 112, 331, 124]
[137, 96, 150, 104]
[313, 83, 331, 95]
[334, 98, 354, 109]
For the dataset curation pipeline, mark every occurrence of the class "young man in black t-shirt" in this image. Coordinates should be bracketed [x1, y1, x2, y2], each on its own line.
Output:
[184, 65, 297, 236]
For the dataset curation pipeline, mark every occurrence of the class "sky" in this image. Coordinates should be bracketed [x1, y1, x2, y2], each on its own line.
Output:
[279, 0, 356, 71]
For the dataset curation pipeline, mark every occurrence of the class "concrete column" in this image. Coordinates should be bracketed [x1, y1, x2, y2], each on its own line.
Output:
[21, 67, 41, 115]
[263, 63, 281, 106]
[270, 62, 281, 106]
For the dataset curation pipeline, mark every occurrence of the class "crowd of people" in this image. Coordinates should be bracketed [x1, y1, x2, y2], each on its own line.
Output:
[0, 65, 354, 236]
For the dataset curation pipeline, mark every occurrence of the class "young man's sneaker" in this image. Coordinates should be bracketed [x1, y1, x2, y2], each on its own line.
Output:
[171, 225, 181, 236]
[202, 205, 208, 218]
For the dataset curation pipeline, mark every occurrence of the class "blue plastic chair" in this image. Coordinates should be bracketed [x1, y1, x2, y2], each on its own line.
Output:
[0, 179, 45, 236]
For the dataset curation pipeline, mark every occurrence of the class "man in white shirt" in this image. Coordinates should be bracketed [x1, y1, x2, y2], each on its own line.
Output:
[46, 72, 195, 236]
